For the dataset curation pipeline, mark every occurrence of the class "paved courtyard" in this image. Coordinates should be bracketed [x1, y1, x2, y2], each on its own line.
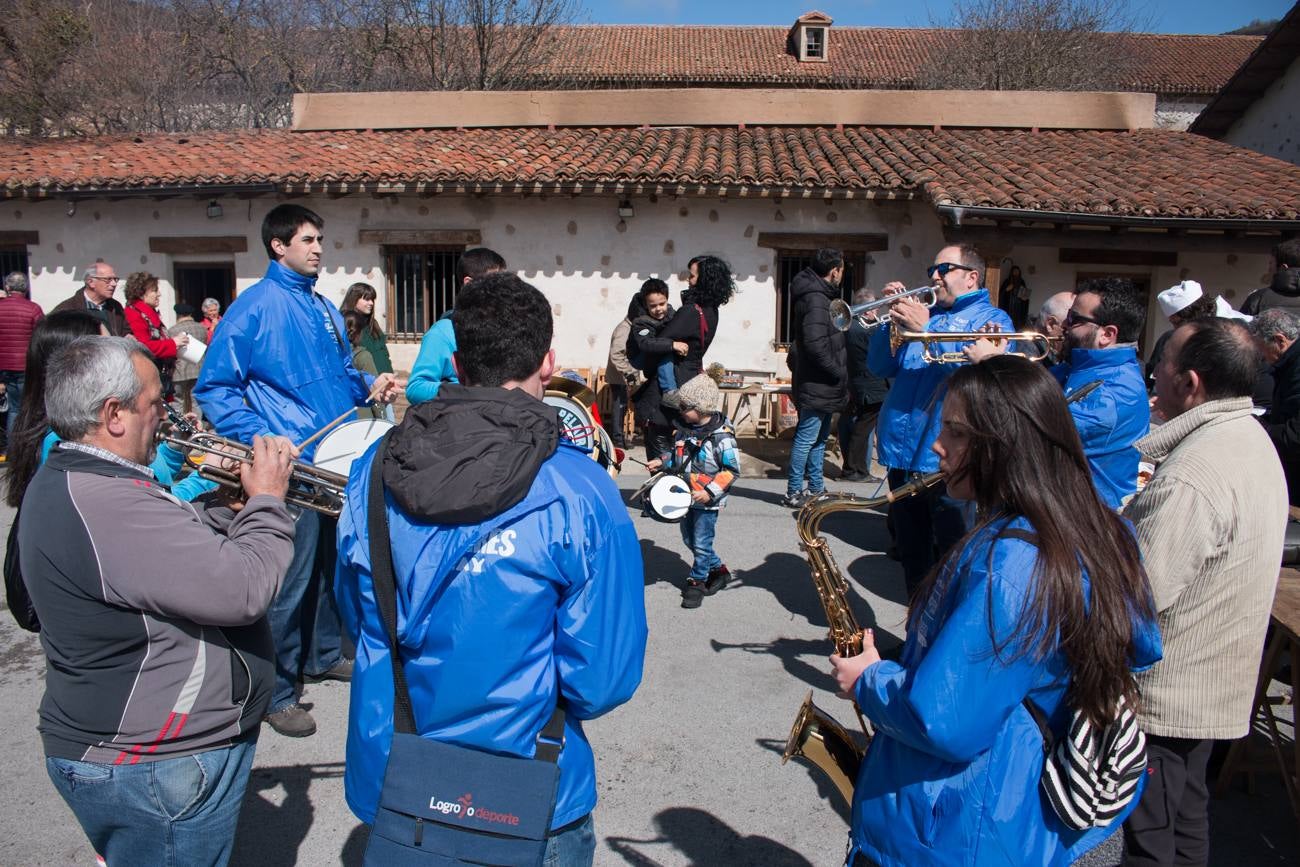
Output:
[0, 456, 1295, 866]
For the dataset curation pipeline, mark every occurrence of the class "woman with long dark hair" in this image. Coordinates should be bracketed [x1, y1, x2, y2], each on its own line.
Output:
[340, 282, 392, 375]
[5, 311, 213, 509]
[830, 356, 1161, 866]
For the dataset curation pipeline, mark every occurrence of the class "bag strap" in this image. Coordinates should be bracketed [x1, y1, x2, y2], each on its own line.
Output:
[995, 526, 1056, 754]
[366, 441, 567, 759]
[694, 303, 708, 346]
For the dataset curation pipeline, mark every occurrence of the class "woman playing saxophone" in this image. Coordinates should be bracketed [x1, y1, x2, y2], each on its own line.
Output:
[829, 357, 1162, 867]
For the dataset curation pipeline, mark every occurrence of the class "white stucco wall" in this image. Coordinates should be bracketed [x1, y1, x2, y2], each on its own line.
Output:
[1223, 55, 1300, 166]
[1154, 96, 1211, 131]
[2, 194, 1274, 377]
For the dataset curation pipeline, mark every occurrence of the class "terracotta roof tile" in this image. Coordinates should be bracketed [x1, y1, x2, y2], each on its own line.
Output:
[525, 27, 1260, 96]
[2, 126, 1298, 221]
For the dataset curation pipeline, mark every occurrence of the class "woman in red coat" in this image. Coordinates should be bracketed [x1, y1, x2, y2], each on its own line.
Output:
[124, 272, 188, 399]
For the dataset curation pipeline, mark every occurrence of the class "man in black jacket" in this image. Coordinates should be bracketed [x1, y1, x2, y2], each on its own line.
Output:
[1240, 239, 1300, 317]
[1249, 308, 1300, 505]
[783, 249, 847, 507]
[839, 288, 889, 482]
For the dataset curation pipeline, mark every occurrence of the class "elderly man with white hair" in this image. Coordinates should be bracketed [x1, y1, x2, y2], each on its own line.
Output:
[1249, 308, 1300, 506]
[20, 336, 296, 866]
[51, 261, 128, 336]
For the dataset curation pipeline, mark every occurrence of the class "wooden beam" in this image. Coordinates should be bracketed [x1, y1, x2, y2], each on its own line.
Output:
[358, 229, 483, 246]
[1060, 248, 1178, 267]
[148, 236, 248, 255]
[0, 230, 39, 246]
[944, 225, 1283, 255]
[755, 232, 889, 252]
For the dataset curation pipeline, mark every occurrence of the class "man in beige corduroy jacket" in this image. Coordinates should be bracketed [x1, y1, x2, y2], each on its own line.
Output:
[1122, 318, 1287, 867]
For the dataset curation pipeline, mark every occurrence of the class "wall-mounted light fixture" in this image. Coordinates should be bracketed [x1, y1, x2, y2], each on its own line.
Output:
[206, 200, 223, 219]
[617, 200, 634, 218]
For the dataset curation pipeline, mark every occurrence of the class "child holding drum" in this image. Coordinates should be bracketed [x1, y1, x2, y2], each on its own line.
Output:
[645, 374, 741, 609]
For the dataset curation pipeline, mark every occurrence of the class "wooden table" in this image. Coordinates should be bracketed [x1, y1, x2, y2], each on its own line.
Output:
[1216, 567, 1300, 821]
[720, 384, 791, 437]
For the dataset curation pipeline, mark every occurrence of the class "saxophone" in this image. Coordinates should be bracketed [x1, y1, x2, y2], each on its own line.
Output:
[781, 473, 942, 807]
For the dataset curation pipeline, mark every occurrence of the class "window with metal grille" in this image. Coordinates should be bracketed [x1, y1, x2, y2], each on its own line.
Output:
[384, 247, 463, 341]
[0, 247, 30, 284]
[775, 250, 867, 348]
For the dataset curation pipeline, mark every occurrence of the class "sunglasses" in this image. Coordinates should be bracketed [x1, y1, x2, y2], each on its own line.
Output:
[926, 262, 975, 280]
[1064, 310, 1103, 329]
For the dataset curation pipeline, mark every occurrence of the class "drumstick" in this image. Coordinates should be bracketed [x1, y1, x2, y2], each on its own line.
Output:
[295, 379, 392, 452]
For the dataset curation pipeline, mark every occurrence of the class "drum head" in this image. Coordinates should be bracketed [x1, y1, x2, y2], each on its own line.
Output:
[314, 418, 395, 476]
[543, 391, 599, 453]
[648, 475, 693, 523]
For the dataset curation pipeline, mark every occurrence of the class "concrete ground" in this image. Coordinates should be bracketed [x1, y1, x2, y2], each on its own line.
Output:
[0, 447, 1296, 866]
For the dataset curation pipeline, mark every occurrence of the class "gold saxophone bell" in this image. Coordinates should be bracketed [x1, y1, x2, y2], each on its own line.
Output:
[889, 329, 1057, 364]
[783, 690, 864, 807]
[157, 428, 348, 517]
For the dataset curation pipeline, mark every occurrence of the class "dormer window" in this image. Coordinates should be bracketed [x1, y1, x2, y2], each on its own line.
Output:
[791, 11, 832, 63]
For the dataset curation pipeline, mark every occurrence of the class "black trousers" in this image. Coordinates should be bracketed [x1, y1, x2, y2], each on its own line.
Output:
[607, 383, 628, 447]
[839, 399, 882, 476]
[644, 423, 674, 463]
[1123, 735, 1213, 867]
[887, 469, 969, 601]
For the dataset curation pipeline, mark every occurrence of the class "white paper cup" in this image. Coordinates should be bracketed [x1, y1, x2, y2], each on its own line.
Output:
[180, 339, 206, 365]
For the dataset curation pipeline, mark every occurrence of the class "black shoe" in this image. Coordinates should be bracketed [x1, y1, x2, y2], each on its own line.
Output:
[703, 565, 730, 595]
[304, 658, 354, 683]
[681, 581, 705, 609]
[264, 703, 317, 737]
[779, 491, 808, 508]
[840, 471, 868, 482]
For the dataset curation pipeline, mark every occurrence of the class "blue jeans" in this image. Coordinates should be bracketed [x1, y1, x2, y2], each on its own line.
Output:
[1, 369, 23, 439]
[657, 359, 678, 393]
[46, 738, 257, 867]
[679, 508, 722, 581]
[544, 814, 596, 867]
[787, 409, 833, 497]
[267, 509, 343, 712]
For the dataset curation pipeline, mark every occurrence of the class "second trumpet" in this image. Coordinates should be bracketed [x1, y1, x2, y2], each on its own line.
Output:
[889, 329, 1055, 364]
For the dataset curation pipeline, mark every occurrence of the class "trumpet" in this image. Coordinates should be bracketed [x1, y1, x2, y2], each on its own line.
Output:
[829, 285, 937, 331]
[888, 329, 1056, 364]
[158, 414, 347, 516]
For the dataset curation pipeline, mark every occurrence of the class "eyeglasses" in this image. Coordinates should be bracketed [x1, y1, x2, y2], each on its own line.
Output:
[926, 262, 975, 280]
[1064, 310, 1102, 329]
[91, 275, 119, 283]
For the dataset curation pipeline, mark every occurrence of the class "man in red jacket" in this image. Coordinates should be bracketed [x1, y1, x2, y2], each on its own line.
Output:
[0, 272, 44, 446]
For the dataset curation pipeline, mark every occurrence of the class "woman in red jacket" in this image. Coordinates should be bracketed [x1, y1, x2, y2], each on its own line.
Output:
[123, 272, 188, 399]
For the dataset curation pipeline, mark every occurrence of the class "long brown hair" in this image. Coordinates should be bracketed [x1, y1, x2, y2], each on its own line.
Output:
[340, 282, 383, 340]
[911, 356, 1155, 727]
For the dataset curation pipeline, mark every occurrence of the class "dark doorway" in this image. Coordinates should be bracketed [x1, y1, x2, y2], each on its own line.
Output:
[174, 263, 235, 312]
[0, 247, 30, 283]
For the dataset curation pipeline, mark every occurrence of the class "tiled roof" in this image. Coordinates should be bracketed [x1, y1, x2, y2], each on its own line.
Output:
[523, 27, 1261, 96]
[3, 127, 1299, 221]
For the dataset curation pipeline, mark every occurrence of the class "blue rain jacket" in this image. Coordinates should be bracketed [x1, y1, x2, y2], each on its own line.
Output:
[194, 261, 373, 460]
[868, 290, 1012, 472]
[334, 439, 648, 829]
[1051, 347, 1150, 509]
[850, 517, 1162, 866]
[404, 316, 457, 404]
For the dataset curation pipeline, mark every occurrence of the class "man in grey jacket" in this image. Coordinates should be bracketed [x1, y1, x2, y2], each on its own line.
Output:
[21, 336, 296, 867]
[1122, 318, 1287, 866]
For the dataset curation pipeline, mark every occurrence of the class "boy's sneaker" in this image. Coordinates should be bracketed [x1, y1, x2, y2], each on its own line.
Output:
[703, 565, 731, 595]
[661, 389, 681, 410]
[780, 490, 808, 509]
[681, 581, 705, 609]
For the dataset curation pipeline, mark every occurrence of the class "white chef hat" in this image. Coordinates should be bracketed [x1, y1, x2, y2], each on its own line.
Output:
[1157, 280, 1203, 318]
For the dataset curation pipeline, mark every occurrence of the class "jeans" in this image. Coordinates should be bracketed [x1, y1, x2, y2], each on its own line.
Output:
[543, 814, 596, 867]
[46, 738, 257, 867]
[1123, 736, 1213, 867]
[837, 400, 882, 477]
[887, 469, 969, 600]
[680, 508, 722, 581]
[267, 509, 343, 712]
[2, 369, 23, 440]
[787, 409, 833, 497]
[656, 359, 678, 393]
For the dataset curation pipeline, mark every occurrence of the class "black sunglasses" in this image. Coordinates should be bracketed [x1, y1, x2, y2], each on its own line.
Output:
[926, 262, 975, 280]
[1064, 310, 1103, 329]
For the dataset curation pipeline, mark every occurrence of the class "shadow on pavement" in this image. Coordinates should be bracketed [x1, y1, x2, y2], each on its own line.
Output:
[231, 761, 345, 866]
[606, 806, 815, 866]
[755, 736, 855, 826]
[640, 538, 690, 588]
[740, 550, 899, 637]
[709, 633, 902, 694]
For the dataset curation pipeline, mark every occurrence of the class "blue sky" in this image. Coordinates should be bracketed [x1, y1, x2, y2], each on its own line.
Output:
[582, 0, 1295, 33]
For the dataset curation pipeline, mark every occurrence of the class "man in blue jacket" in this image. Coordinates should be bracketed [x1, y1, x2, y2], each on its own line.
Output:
[868, 243, 1012, 598]
[336, 272, 647, 864]
[1052, 278, 1150, 509]
[195, 204, 400, 738]
[404, 247, 506, 404]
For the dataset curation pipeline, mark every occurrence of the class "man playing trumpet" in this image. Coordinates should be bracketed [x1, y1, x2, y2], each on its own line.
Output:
[867, 243, 1013, 599]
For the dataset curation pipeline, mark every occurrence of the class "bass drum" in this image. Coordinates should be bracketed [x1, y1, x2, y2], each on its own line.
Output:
[544, 376, 621, 477]
[313, 418, 395, 477]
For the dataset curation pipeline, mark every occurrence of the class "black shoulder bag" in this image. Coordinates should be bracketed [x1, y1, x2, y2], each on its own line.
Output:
[362, 442, 567, 867]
